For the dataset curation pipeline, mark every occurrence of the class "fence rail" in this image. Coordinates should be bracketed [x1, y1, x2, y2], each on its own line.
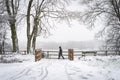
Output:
[42, 50, 120, 59]
[1, 50, 120, 57]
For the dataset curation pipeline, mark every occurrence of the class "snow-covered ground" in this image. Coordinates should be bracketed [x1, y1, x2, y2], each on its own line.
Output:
[0, 55, 120, 80]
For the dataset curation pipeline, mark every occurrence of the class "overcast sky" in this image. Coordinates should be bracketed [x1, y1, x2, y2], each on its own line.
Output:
[36, 21, 97, 42]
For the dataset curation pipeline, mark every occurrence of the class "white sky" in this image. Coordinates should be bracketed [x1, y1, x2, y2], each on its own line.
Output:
[37, 21, 96, 42]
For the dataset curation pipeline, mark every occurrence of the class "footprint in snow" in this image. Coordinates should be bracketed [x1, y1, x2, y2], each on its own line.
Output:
[87, 74, 93, 77]
[68, 73, 76, 75]
[79, 75, 88, 79]
[70, 68, 81, 72]
[108, 77, 115, 80]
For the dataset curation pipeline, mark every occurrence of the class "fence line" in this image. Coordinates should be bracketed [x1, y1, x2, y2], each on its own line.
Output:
[42, 50, 120, 59]
[1, 50, 120, 56]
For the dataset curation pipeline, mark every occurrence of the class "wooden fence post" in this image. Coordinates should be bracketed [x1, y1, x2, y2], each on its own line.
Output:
[94, 52, 97, 56]
[35, 49, 42, 62]
[47, 51, 49, 59]
[68, 49, 74, 60]
[105, 51, 108, 56]
[119, 51, 120, 55]
[82, 52, 85, 57]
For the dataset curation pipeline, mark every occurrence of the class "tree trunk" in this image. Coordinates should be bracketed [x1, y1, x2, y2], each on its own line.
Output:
[32, 26, 37, 54]
[32, 17, 39, 54]
[26, 0, 33, 54]
[1, 29, 6, 54]
[10, 23, 19, 52]
[27, 36, 32, 54]
[5, 0, 19, 53]
[32, 35, 36, 54]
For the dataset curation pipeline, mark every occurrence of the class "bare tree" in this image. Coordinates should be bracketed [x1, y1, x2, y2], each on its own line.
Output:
[26, 0, 70, 54]
[5, 0, 20, 52]
[26, 0, 33, 54]
[80, 0, 120, 51]
[0, 0, 8, 54]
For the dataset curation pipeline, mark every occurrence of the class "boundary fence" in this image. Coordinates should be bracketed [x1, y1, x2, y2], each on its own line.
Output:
[42, 50, 120, 59]
[1, 50, 120, 61]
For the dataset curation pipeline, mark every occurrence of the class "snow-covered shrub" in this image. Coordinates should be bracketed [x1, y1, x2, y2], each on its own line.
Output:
[0, 55, 23, 63]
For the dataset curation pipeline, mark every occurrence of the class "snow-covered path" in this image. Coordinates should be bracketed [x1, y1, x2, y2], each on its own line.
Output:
[45, 60, 68, 80]
[1, 55, 120, 80]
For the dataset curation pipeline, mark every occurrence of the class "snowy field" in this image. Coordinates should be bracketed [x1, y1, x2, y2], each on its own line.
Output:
[0, 55, 120, 80]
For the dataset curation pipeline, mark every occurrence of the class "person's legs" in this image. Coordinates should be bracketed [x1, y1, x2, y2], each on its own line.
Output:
[61, 54, 64, 59]
[58, 53, 60, 59]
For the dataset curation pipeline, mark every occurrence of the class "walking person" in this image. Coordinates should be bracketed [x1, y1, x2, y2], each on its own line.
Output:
[58, 46, 64, 59]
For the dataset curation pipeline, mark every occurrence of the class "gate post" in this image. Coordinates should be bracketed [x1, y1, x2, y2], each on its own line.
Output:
[35, 49, 42, 62]
[68, 49, 74, 60]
